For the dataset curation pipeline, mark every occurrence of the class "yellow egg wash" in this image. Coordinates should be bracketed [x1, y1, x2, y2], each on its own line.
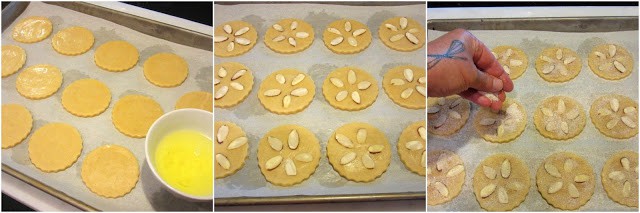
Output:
[155, 130, 212, 197]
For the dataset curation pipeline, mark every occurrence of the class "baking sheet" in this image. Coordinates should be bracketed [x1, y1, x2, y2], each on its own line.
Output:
[427, 29, 639, 211]
[214, 3, 426, 200]
[1, 2, 213, 211]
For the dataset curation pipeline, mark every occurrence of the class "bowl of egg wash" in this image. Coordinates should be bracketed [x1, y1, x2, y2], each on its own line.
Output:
[145, 108, 213, 201]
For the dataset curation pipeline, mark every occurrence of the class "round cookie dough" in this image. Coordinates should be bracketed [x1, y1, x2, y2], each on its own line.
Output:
[214, 20, 258, 57]
[28, 123, 82, 172]
[588, 44, 633, 80]
[327, 122, 390, 183]
[323, 19, 372, 54]
[12, 16, 52, 43]
[2, 104, 32, 149]
[427, 96, 470, 136]
[492, 46, 528, 80]
[378, 17, 425, 52]
[215, 121, 249, 179]
[257, 124, 321, 186]
[322, 66, 378, 111]
[264, 18, 314, 54]
[2, 45, 26, 77]
[398, 121, 426, 176]
[214, 62, 254, 108]
[535, 47, 582, 83]
[427, 150, 465, 206]
[143, 53, 188, 87]
[94, 40, 139, 72]
[590, 94, 638, 139]
[52, 26, 94, 56]
[112, 95, 164, 138]
[536, 152, 595, 210]
[474, 98, 527, 143]
[472, 154, 530, 211]
[176, 91, 213, 112]
[601, 150, 638, 208]
[382, 65, 425, 109]
[16, 64, 62, 100]
[257, 69, 315, 114]
[61, 79, 111, 117]
[533, 96, 586, 140]
[81, 145, 139, 198]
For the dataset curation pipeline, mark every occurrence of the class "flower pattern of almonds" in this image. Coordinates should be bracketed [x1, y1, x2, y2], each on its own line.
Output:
[215, 124, 248, 170]
[492, 48, 523, 75]
[335, 128, 382, 170]
[540, 48, 577, 76]
[385, 17, 421, 45]
[214, 24, 252, 52]
[390, 68, 426, 99]
[479, 103, 524, 137]
[264, 129, 314, 176]
[329, 70, 371, 104]
[606, 156, 638, 198]
[214, 65, 248, 100]
[327, 21, 367, 47]
[597, 98, 637, 130]
[263, 73, 309, 109]
[428, 97, 463, 129]
[271, 21, 310, 47]
[596, 45, 628, 73]
[541, 99, 580, 135]
[478, 158, 525, 204]
[410, 125, 427, 169]
[428, 152, 465, 198]
[543, 158, 590, 198]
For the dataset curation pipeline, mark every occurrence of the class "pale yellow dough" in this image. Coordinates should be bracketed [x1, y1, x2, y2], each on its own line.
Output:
[472, 154, 530, 211]
[257, 69, 315, 114]
[323, 19, 372, 54]
[112, 95, 164, 138]
[61, 79, 111, 117]
[1, 104, 32, 149]
[427, 150, 465, 206]
[81, 145, 139, 198]
[536, 152, 595, 210]
[214, 21, 258, 57]
[52, 26, 94, 56]
[12, 16, 52, 43]
[533, 96, 586, 140]
[94, 41, 139, 72]
[427, 96, 470, 136]
[215, 121, 249, 179]
[492, 46, 528, 80]
[397, 121, 426, 176]
[143, 53, 188, 87]
[16, 64, 62, 100]
[175, 91, 213, 112]
[601, 150, 638, 208]
[588, 44, 633, 80]
[378, 17, 425, 52]
[382, 65, 425, 109]
[589, 94, 638, 139]
[214, 62, 254, 108]
[264, 18, 314, 54]
[2, 45, 26, 77]
[473, 98, 527, 143]
[535, 47, 582, 83]
[322, 66, 378, 111]
[28, 123, 82, 172]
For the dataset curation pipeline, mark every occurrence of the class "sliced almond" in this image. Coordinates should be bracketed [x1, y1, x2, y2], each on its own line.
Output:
[217, 125, 229, 143]
[230, 82, 244, 90]
[276, 74, 286, 84]
[271, 35, 284, 42]
[352, 29, 366, 37]
[565, 108, 580, 120]
[231, 69, 246, 80]
[609, 44, 617, 57]
[330, 78, 344, 88]
[268, 136, 283, 151]
[356, 129, 367, 144]
[218, 67, 228, 78]
[541, 56, 554, 63]
[621, 116, 636, 128]
[390, 34, 405, 42]
[235, 37, 251, 46]
[227, 137, 248, 150]
[418, 127, 426, 140]
[436, 154, 447, 171]
[479, 118, 496, 126]
[347, 37, 358, 47]
[330, 37, 344, 46]
[559, 65, 568, 76]
[418, 76, 426, 84]
[405, 141, 423, 150]
[621, 157, 631, 171]
[351, 91, 361, 104]
[607, 118, 619, 129]
[509, 59, 523, 66]
[368, 145, 384, 153]
[503, 65, 511, 74]
[608, 171, 625, 181]
[415, 86, 426, 97]
[594, 51, 606, 59]
[390, 78, 405, 85]
[480, 183, 496, 198]
[348, 70, 357, 84]
[545, 121, 558, 132]
[295, 153, 313, 162]
[234, 27, 249, 36]
[564, 159, 575, 173]
[283, 95, 291, 108]
[288, 37, 297, 47]
[335, 134, 354, 148]
[483, 165, 497, 180]
[357, 81, 372, 90]
[623, 181, 631, 197]
[266, 155, 283, 170]
[501, 159, 511, 178]
[284, 158, 297, 176]
[557, 99, 566, 114]
[399, 17, 408, 29]
[614, 60, 627, 73]
[400, 88, 413, 99]
[507, 182, 523, 191]
[362, 154, 375, 169]
[264, 89, 281, 97]
[214, 36, 228, 43]
[598, 108, 613, 116]
[449, 111, 461, 119]
[227, 42, 235, 52]
[288, 129, 299, 150]
[432, 114, 448, 129]
[335, 90, 348, 101]
[560, 121, 569, 134]
[215, 86, 229, 100]
[327, 27, 341, 35]
[344, 21, 352, 32]
[290, 21, 298, 30]
[434, 182, 449, 197]
[624, 107, 636, 115]
[290, 88, 308, 97]
[296, 32, 309, 39]
[214, 78, 220, 85]
[216, 154, 230, 170]
[341, 152, 357, 165]
[567, 183, 580, 198]
[611, 98, 620, 112]
[446, 165, 464, 177]
[404, 69, 414, 82]
[497, 187, 508, 204]
[385, 24, 398, 31]
[223, 24, 232, 34]
[542, 64, 555, 74]
[574, 174, 589, 183]
[497, 124, 505, 137]
[273, 24, 284, 32]
[291, 74, 305, 86]
[563, 57, 576, 65]
[555, 49, 563, 60]
[406, 32, 419, 44]
[548, 181, 563, 194]
[409, 28, 419, 33]
[545, 162, 562, 178]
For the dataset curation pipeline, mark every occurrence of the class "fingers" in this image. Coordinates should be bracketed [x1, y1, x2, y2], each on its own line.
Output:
[470, 69, 503, 93]
[459, 89, 504, 111]
[463, 30, 515, 92]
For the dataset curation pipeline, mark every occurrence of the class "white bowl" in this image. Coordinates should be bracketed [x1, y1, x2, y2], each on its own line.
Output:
[145, 108, 213, 201]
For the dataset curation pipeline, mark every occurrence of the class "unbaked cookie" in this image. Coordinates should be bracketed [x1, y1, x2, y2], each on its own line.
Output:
[175, 91, 213, 112]
[81, 145, 139, 198]
[112, 95, 164, 138]
[533, 96, 586, 140]
[52, 26, 94, 56]
[398, 121, 426, 176]
[473, 154, 530, 211]
[427, 96, 470, 136]
[28, 123, 82, 172]
[590, 94, 638, 139]
[536, 152, 595, 210]
[322, 66, 378, 111]
[492, 46, 528, 80]
[94, 40, 139, 72]
[257, 125, 320, 186]
[61, 79, 111, 117]
[382, 65, 425, 109]
[474, 98, 527, 143]
[588, 44, 633, 80]
[1, 104, 32, 149]
[16, 64, 62, 100]
[257, 69, 315, 114]
[2, 45, 26, 77]
[12, 16, 52, 43]
[214, 62, 254, 108]
[214, 21, 258, 57]
[427, 150, 465, 206]
[378, 17, 425, 52]
[601, 150, 638, 207]
[215, 121, 249, 179]
[143, 53, 188, 87]
[264, 18, 314, 54]
[535, 47, 582, 82]
[323, 19, 372, 54]
[327, 122, 390, 183]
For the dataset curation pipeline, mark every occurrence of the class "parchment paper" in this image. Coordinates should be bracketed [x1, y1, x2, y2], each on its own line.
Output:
[214, 3, 426, 199]
[427, 29, 638, 211]
[1, 2, 212, 211]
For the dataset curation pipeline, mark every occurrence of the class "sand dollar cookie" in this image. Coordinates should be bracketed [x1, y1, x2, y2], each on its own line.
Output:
[427, 96, 470, 136]
[536, 152, 595, 210]
[112, 95, 164, 138]
[601, 150, 638, 207]
[257, 69, 315, 114]
[427, 150, 465, 205]
[2, 45, 26, 77]
[143, 53, 188, 87]
[398, 121, 426, 176]
[588, 44, 633, 80]
[214, 62, 253, 108]
[534, 96, 586, 140]
[94, 41, 139, 72]
[473, 154, 530, 211]
[28, 123, 82, 172]
[382, 65, 425, 109]
[474, 98, 527, 143]
[214, 21, 257, 57]
[215, 121, 249, 179]
[379, 17, 425, 52]
[16, 64, 62, 100]
[535, 47, 582, 82]
[322, 66, 378, 111]
[2, 104, 32, 149]
[175, 91, 213, 112]
[52, 26, 94, 56]
[323, 19, 371, 54]
[492, 46, 528, 80]
[264, 18, 314, 54]
[81, 145, 139, 198]
[61, 79, 111, 117]
[257, 125, 320, 186]
[12, 16, 52, 43]
[590, 94, 638, 139]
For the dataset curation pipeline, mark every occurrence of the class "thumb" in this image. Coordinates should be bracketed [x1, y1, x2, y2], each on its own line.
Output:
[470, 69, 503, 93]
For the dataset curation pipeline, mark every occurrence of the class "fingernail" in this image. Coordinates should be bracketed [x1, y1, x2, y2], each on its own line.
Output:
[492, 78, 503, 92]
